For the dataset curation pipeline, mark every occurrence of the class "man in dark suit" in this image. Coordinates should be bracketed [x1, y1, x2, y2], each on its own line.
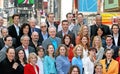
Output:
[29, 32, 41, 54]
[39, 22, 49, 43]
[16, 35, 35, 60]
[0, 27, 16, 50]
[105, 35, 119, 59]
[46, 13, 58, 30]
[8, 14, 21, 47]
[56, 20, 75, 45]
[0, 35, 13, 62]
[90, 14, 110, 38]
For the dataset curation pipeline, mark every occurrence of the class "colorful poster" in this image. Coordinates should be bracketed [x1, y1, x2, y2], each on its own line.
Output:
[78, 0, 97, 12]
[18, 0, 34, 4]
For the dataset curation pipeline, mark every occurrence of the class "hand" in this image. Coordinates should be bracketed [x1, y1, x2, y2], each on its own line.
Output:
[12, 62, 18, 69]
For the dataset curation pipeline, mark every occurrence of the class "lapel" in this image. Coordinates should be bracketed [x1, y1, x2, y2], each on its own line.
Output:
[12, 25, 18, 36]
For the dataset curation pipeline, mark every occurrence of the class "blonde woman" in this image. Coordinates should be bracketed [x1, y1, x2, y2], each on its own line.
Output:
[24, 52, 39, 74]
[72, 45, 83, 74]
[92, 36, 104, 62]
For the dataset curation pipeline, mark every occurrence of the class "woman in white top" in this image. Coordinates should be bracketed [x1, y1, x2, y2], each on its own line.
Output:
[84, 47, 97, 74]
[36, 46, 44, 74]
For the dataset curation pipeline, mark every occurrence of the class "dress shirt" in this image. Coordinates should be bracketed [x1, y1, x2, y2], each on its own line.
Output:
[113, 33, 119, 46]
[23, 46, 29, 59]
[42, 32, 48, 40]
[14, 24, 19, 36]
[106, 44, 113, 49]
[62, 30, 68, 37]
[36, 56, 44, 74]
[72, 56, 83, 74]
[56, 55, 70, 74]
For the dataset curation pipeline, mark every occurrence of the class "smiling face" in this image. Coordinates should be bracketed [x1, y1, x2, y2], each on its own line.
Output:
[81, 36, 88, 45]
[23, 25, 29, 35]
[71, 67, 79, 74]
[18, 50, 25, 60]
[47, 45, 54, 55]
[6, 48, 15, 61]
[76, 46, 83, 56]
[59, 46, 66, 56]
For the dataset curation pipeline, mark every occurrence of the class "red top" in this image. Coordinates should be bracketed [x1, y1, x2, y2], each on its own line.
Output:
[116, 56, 120, 72]
[68, 46, 74, 62]
[24, 63, 39, 74]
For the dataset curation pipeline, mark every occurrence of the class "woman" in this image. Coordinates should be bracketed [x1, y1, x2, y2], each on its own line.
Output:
[56, 44, 70, 74]
[44, 44, 57, 74]
[24, 52, 39, 74]
[20, 23, 31, 38]
[68, 65, 80, 74]
[72, 45, 83, 74]
[36, 46, 45, 74]
[92, 36, 104, 62]
[76, 25, 89, 45]
[94, 62, 103, 74]
[62, 34, 74, 62]
[84, 47, 97, 74]
[0, 47, 18, 74]
[100, 49, 119, 74]
[15, 49, 27, 74]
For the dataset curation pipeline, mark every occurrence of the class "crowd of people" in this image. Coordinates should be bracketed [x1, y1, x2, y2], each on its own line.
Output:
[0, 12, 120, 74]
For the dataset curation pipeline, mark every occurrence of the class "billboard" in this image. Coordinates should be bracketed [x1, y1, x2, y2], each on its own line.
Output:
[78, 0, 97, 12]
[18, 0, 34, 4]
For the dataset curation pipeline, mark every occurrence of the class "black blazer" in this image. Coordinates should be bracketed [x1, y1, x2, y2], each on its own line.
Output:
[56, 30, 75, 45]
[46, 20, 58, 30]
[0, 38, 4, 50]
[8, 25, 21, 47]
[112, 33, 120, 47]
[90, 24, 111, 37]
[39, 30, 49, 43]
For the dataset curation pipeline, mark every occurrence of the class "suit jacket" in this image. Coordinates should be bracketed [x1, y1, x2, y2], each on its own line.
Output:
[112, 33, 120, 47]
[90, 24, 110, 37]
[39, 30, 49, 43]
[42, 37, 61, 51]
[46, 20, 58, 30]
[56, 30, 75, 45]
[24, 64, 39, 74]
[100, 59, 119, 74]
[0, 38, 4, 50]
[0, 46, 8, 62]
[16, 45, 35, 59]
[8, 25, 20, 47]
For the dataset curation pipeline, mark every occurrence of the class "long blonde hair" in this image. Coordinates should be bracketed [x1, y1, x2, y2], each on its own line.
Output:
[73, 45, 83, 58]
[92, 36, 102, 49]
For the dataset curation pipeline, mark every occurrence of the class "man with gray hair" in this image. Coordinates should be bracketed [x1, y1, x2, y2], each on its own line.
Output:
[42, 26, 61, 52]
[0, 16, 5, 38]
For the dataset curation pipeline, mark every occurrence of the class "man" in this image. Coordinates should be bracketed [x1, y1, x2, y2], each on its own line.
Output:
[105, 35, 119, 59]
[58, 13, 74, 32]
[0, 16, 5, 38]
[16, 35, 35, 59]
[56, 20, 75, 45]
[39, 22, 49, 43]
[8, 14, 21, 47]
[46, 13, 58, 30]
[29, 32, 41, 53]
[29, 17, 40, 34]
[0, 35, 13, 62]
[0, 28, 16, 50]
[72, 13, 84, 37]
[90, 14, 110, 37]
[42, 26, 61, 51]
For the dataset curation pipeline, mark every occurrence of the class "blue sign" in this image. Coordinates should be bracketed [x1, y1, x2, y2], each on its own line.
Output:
[78, 0, 97, 12]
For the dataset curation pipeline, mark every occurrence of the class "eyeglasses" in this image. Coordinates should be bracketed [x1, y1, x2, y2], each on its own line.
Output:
[41, 26, 47, 28]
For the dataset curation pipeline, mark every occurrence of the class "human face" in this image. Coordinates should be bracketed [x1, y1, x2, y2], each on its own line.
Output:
[40, 23, 47, 32]
[18, 50, 25, 60]
[59, 46, 66, 56]
[71, 67, 79, 74]
[48, 14, 54, 23]
[64, 36, 70, 45]
[31, 32, 39, 42]
[6, 48, 15, 61]
[47, 45, 54, 55]
[21, 36, 29, 47]
[106, 37, 112, 46]
[83, 26, 88, 35]
[1, 28, 8, 37]
[23, 26, 29, 35]
[81, 37, 88, 45]
[89, 50, 96, 57]
[29, 20, 36, 28]
[76, 47, 83, 56]
[5, 37, 13, 47]
[29, 56, 37, 65]
[49, 27, 56, 38]
[13, 16, 19, 25]
[77, 14, 83, 23]
[38, 49, 44, 58]
[95, 65, 102, 74]
[112, 25, 119, 34]
[96, 17, 102, 25]
[67, 14, 73, 23]
[94, 37, 100, 46]
[0, 18, 4, 27]
[105, 50, 113, 59]
[62, 22, 69, 31]
[97, 28, 103, 36]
